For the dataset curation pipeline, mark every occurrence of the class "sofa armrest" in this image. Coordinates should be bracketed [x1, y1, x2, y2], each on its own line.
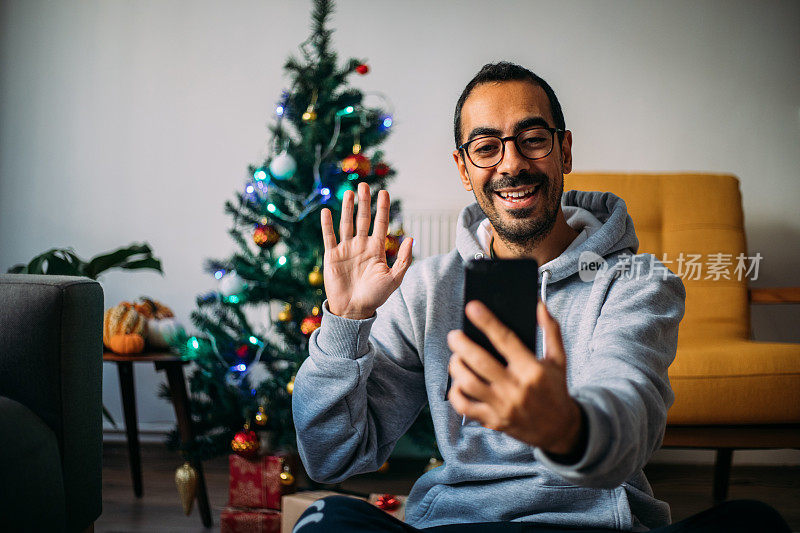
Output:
[749, 287, 800, 304]
[0, 274, 103, 532]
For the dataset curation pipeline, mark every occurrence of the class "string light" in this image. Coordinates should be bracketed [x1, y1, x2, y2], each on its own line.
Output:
[320, 187, 330, 196]
[276, 105, 284, 116]
[214, 270, 226, 279]
[188, 337, 200, 350]
[254, 169, 268, 181]
[246, 185, 255, 194]
[382, 116, 393, 129]
[232, 363, 247, 372]
[277, 256, 287, 266]
[267, 203, 277, 213]
[227, 295, 240, 304]
[336, 105, 355, 116]
[249, 336, 259, 345]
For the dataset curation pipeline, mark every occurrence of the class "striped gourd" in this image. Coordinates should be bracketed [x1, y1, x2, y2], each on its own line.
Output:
[103, 302, 147, 348]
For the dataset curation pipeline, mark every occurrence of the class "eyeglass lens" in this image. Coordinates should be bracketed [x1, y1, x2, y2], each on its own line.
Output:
[467, 128, 553, 168]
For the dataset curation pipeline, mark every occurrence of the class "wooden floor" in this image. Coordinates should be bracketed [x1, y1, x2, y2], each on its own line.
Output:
[96, 442, 799, 532]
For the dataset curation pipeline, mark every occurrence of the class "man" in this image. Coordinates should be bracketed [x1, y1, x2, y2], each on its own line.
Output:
[291, 63, 790, 532]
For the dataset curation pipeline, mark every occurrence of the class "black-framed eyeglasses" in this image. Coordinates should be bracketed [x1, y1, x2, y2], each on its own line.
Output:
[458, 127, 564, 168]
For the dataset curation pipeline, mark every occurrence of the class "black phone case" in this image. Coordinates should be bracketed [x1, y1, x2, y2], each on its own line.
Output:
[445, 258, 539, 399]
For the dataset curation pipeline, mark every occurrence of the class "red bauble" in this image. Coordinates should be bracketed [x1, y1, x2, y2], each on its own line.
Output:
[385, 235, 401, 258]
[300, 315, 322, 336]
[356, 63, 369, 75]
[231, 429, 259, 459]
[375, 494, 400, 511]
[253, 224, 280, 249]
[341, 154, 371, 178]
[235, 345, 248, 358]
[374, 163, 391, 177]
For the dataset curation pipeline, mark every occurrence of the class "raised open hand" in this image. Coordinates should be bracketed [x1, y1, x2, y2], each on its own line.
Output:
[320, 182, 413, 320]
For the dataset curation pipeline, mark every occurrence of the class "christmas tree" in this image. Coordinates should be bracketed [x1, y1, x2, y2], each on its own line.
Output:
[165, 0, 431, 463]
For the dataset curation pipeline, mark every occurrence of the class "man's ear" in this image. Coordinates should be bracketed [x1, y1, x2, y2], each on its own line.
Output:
[560, 130, 573, 175]
[453, 149, 473, 191]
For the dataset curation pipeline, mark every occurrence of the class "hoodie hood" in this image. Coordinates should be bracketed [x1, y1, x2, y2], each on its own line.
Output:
[455, 190, 639, 284]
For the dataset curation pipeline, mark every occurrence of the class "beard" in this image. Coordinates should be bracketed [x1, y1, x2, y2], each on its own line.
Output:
[473, 170, 562, 247]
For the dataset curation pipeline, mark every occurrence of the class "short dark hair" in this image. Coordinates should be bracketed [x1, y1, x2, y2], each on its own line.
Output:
[453, 62, 566, 148]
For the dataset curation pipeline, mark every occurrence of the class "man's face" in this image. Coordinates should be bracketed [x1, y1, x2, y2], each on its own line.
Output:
[453, 80, 572, 246]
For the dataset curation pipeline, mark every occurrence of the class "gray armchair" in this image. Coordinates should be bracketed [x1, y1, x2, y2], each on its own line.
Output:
[0, 274, 103, 532]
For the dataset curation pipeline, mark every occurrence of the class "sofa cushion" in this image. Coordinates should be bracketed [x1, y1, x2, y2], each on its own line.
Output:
[0, 396, 66, 531]
[668, 341, 800, 424]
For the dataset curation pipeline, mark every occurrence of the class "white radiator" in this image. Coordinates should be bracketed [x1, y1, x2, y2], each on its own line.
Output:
[400, 209, 461, 259]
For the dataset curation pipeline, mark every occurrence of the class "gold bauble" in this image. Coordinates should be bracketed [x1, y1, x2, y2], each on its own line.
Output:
[279, 465, 295, 486]
[308, 266, 323, 287]
[254, 406, 268, 426]
[424, 457, 444, 472]
[311, 306, 321, 317]
[286, 378, 295, 395]
[377, 461, 390, 473]
[277, 304, 293, 322]
[175, 462, 198, 516]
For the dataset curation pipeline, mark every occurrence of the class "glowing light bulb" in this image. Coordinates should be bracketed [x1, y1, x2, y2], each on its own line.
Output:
[214, 270, 225, 279]
[267, 203, 277, 213]
[348, 173, 360, 181]
[228, 295, 240, 304]
[249, 336, 259, 345]
[383, 117, 393, 128]
[233, 363, 247, 372]
[278, 256, 287, 266]
[254, 169, 268, 181]
[246, 185, 254, 194]
[276, 105, 284, 116]
[189, 337, 200, 350]
[320, 187, 331, 196]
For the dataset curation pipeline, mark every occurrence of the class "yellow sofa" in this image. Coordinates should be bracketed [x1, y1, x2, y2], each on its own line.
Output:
[565, 172, 800, 501]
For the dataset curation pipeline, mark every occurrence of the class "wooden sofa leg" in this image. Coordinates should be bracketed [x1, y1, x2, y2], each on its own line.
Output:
[713, 448, 733, 503]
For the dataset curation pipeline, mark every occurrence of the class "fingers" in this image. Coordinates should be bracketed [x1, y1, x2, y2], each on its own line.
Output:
[355, 182, 371, 237]
[390, 237, 413, 282]
[449, 354, 493, 400]
[447, 329, 507, 383]
[339, 189, 355, 240]
[465, 300, 538, 368]
[372, 190, 390, 239]
[320, 208, 337, 251]
[537, 301, 566, 368]
[447, 384, 495, 426]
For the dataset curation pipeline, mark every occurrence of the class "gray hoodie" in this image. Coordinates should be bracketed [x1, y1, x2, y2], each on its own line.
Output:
[293, 191, 686, 531]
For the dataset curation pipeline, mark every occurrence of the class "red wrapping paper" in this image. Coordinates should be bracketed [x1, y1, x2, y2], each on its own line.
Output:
[220, 507, 281, 533]
[228, 454, 292, 510]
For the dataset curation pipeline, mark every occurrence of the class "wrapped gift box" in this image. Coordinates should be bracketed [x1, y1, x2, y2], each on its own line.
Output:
[280, 491, 406, 533]
[369, 493, 406, 522]
[229, 454, 295, 510]
[221, 507, 281, 533]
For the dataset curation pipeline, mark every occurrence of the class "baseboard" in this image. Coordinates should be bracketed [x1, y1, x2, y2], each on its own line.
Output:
[102, 425, 800, 466]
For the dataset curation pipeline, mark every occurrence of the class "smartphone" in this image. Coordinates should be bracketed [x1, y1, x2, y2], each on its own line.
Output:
[446, 258, 539, 399]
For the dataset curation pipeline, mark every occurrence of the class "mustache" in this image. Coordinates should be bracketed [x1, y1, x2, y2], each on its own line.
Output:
[486, 171, 548, 193]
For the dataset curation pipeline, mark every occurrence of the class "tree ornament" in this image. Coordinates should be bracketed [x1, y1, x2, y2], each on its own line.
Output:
[220, 272, 248, 299]
[356, 63, 369, 75]
[375, 494, 400, 511]
[254, 405, 269, 426]
[374, 162, 391, 177]
[277, 304, 293, 322]
[311, 305, 321, 316]
[279, 458, 295, 486]
[253, 224, 280, 249]
[269, 151, 297, 179]
[175, 462, 198, 516]
[341, 154, 371, 178]
[308, 266, 323, 287]
[235, 345, 249, 358]
[424, 457, 443, 472]
[385, 234, 401, 258]
[378, 461, 390, 473]
[286, 377, 295, 395]
[300, 315, 322, 336]
[231, 426, 260, 459]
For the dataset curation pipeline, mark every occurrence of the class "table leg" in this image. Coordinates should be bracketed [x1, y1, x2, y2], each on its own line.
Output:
[158, 362, 213, 528]
[117, 361, 143, 498]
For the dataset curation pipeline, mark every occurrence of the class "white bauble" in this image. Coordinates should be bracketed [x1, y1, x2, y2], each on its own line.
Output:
[146, 318, 185, 350]
[269, 151, 297, 179]
[219, 272, 248, 298]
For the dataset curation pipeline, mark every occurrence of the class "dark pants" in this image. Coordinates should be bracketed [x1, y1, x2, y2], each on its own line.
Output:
[290, 496, 791, 533]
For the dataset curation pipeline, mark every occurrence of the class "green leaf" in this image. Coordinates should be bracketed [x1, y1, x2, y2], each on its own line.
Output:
[85, 243, 162, 279]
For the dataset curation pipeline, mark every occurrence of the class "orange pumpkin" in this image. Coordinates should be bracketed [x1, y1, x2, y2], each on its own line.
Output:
[103, 302, 147, 348]
[108, 333, 145, 354]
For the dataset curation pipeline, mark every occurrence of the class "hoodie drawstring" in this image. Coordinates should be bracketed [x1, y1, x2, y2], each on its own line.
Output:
[540, 269, 551, 359]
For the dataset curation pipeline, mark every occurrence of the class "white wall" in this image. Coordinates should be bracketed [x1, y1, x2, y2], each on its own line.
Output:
[1, 1, 798, 462]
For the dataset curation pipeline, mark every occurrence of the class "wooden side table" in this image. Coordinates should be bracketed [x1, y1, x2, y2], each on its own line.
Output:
[104, 352, 213, 527]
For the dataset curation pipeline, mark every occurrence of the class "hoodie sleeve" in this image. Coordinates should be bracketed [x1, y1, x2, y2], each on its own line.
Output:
[291, 285, 427, 484]
[534, 259, 686, 488]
